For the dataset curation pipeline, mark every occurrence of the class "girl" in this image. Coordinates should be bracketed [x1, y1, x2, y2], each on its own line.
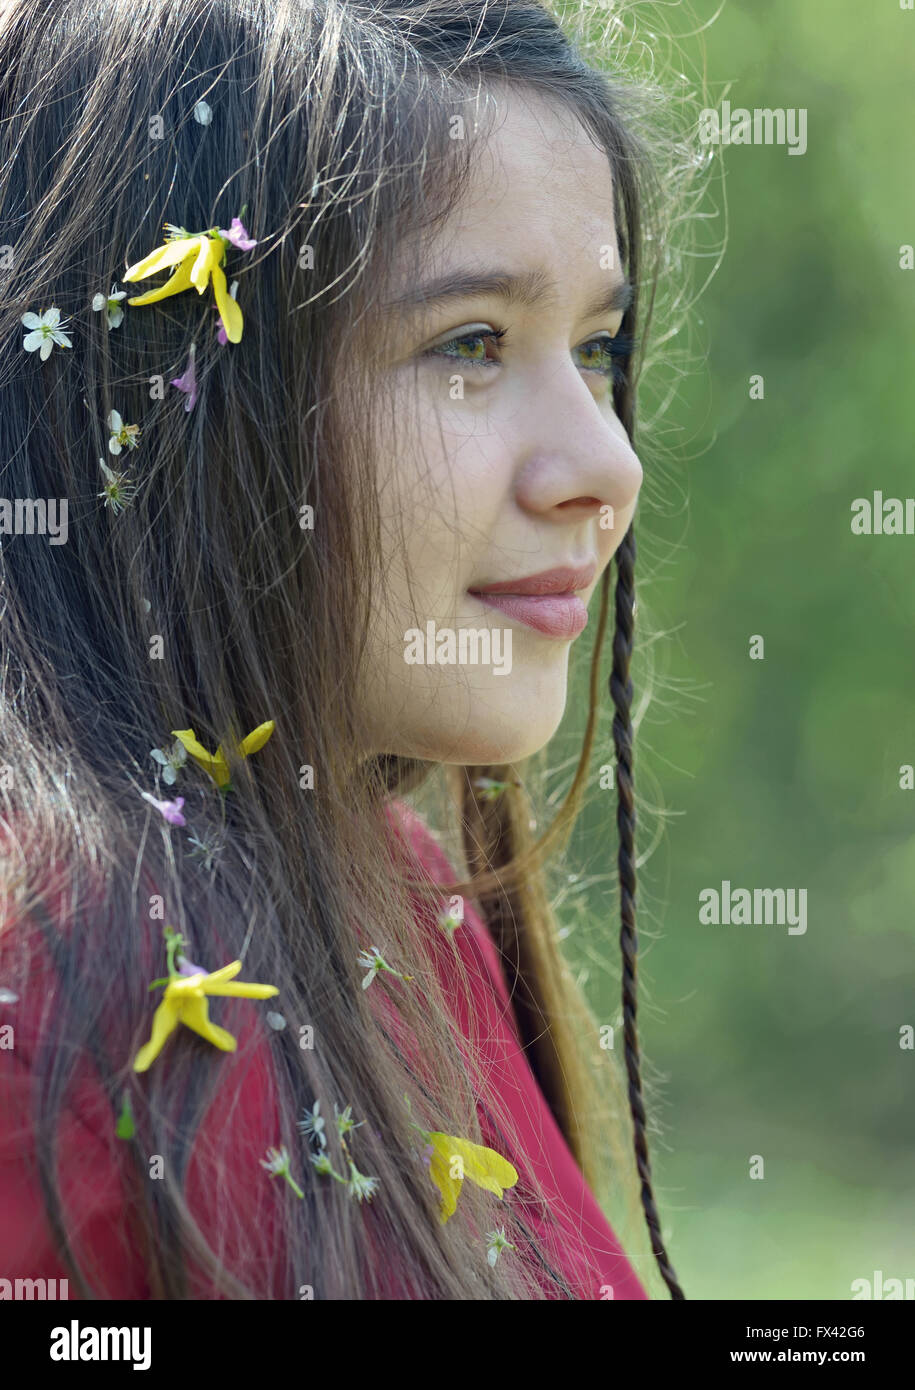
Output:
[0, 0, 697, 1299]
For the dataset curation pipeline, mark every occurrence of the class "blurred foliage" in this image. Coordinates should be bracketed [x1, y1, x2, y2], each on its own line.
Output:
[561, 0, 915, 1299]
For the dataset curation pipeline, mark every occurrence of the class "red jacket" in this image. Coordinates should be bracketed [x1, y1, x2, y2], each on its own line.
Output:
[0, 801, 647, 1299]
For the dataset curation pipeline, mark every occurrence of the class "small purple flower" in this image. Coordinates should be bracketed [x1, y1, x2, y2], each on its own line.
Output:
[141, 791, 186, 826]
[176, 954, 207, 976]
[219, 217, 256, 251]
[419, 1142, 434, 1170]
[170, 342, 197, 412]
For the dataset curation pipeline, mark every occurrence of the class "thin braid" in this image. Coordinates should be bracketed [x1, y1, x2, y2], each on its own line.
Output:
[611, 522, 686, 1301]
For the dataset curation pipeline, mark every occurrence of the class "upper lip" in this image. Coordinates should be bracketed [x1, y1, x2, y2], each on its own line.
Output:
[468, 563, 597, 596]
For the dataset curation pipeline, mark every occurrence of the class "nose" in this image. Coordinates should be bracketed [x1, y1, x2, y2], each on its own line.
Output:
[511, 372, 643, 523]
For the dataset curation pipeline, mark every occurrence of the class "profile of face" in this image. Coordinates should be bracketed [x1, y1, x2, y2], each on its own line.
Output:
[358, 84, 644, 766]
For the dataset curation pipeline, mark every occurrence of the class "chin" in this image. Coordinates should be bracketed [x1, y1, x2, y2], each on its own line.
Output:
[385, 686, 568, 765]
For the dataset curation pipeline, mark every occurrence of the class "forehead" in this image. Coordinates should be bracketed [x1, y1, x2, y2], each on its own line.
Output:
[407, 84, 619, 292]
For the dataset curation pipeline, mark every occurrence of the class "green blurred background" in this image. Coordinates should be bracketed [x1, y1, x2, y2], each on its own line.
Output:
[562, 0, 915, 1299]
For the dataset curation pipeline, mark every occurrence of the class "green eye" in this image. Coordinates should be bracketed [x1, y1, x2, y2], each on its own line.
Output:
[423, 327, 637, 380]
[426, 328, 507, 368]
[575, 333, 636, 383]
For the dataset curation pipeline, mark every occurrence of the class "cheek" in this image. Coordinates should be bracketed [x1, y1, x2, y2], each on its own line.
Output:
[376, 394, 510, 618]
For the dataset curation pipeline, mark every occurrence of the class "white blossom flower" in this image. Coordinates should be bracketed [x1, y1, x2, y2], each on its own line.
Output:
[356, 945, 413, 990]
[346, 1161, 379, 1204]
[438, 907, 462, 937]
[261, 1145, 291, 1176]
[334, 1102, 364, 1139]
[150, 739, 189, 786]
[485, 1227, 516, 1267]
[92, 285, 127, 330]
[108, 409, 141, 456]
[260, 1145, 304, 1198]
[98, 459, 137, 515]
[297, 1099, 327, 1148]
[21, 307, 72, 361]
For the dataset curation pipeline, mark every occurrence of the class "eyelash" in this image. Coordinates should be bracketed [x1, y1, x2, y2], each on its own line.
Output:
[423, 325, 637, 385]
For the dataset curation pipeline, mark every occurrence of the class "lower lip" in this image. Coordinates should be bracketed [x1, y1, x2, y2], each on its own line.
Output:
[469, 591, 589, 639]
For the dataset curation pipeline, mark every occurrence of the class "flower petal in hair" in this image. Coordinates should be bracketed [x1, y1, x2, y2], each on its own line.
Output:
[97, 458, 137, 514]
[92, 285, 127, 331]
[216, 280, 239, 345]
[140, 792, 186, 826]
[108, 409, 141, 456]
[170, 341, 198, 411]
[414, 1128, 519, 1223]
[171, 720, 275, 791]
[21, 307, 72, 360]
[123, 216, 255, 344]
[150, 738, 188, 786]
[133, 958, 279, 1072]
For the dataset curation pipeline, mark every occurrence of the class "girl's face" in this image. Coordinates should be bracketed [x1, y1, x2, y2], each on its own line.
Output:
[358, 85, 643, 765]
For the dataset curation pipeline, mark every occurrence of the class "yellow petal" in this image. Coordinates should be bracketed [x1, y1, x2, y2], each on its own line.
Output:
[209, 745, 232, 788]
[125, 255, 196, 307]
[123, 236, 202, 282]
[428, 1139, 463, 1222]
[171, 729, 231, 787]
[171, 728, 214, 762]
[205, 981, 279, 999]
[430, 1133, 519, 1199]
[211, 259, 243, 344]
[178, 994, 237, 1052]
[189, 235, 217, 293]
[237, 720, 275, 757]
[133, 997, 181, 1072]
[198, 959, 278, 999]
[201, 961, 243, 987]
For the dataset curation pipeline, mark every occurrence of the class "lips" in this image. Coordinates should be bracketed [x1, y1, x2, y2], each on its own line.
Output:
[467, 563, 596, 639]
[469, 563, 597, 597]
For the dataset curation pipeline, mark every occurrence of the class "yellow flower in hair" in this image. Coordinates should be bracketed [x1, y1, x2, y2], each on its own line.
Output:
[171, 720, 275, 790]
[133, 960, 279, 1072]
[424, 1131, 519, 1223]
[122, 218, 253, 344]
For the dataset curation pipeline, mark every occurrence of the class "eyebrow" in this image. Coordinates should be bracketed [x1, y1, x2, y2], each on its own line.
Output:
[383, 266, 634, 321]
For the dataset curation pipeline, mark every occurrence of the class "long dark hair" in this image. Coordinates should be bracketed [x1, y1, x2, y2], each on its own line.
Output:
[0, 0, 699, 1298]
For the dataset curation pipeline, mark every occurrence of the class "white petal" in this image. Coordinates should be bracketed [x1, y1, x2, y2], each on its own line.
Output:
[150, 749, 168, 765]
[20, 312, 42, 329]
[52, 331, 72, 348]
[43, 307, 60, 328]
[109, 439, 122, 455]
[109, 410, 122, 430]
[39, 338, 53, 360]
[92, 294, 105, 311]
[22, 332, 42, 351]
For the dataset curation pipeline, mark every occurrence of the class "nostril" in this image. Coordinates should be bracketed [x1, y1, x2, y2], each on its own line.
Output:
[557, 496, 602, 508]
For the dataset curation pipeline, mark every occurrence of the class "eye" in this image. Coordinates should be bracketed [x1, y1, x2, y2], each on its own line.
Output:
[421, 326, 638, 381]
[574, 332, 637, 385]
[423, 326, 508, 370]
